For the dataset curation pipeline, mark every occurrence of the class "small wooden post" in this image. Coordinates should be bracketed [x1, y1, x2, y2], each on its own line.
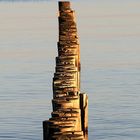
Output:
[43, 1, 88, 140]
[80, 93, 88, 139]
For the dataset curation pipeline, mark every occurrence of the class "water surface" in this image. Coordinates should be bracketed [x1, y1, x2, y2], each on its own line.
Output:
[0, 1, 140, 140]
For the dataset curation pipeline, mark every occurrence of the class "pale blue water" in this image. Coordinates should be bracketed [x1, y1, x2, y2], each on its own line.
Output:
[0, 1, 140, 140]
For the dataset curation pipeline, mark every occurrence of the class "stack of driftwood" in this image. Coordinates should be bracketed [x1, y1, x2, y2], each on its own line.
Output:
[43, 1, 88, 140]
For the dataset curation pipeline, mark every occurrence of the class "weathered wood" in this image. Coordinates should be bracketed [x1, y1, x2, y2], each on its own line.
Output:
[80, 93, 88, 138]
[59, 1, 71, 11]
[43, 1, 88, 140]
[43, 121, 50, 140]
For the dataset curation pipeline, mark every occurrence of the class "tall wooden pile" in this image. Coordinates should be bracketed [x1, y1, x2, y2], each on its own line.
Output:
[43, 1, 88, 140]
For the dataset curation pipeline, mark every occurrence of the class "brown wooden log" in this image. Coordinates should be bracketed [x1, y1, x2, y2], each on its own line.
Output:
[43, 1, 88, 140]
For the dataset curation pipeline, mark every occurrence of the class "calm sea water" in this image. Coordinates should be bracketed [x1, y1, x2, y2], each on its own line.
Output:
[0, 1, 140, 140]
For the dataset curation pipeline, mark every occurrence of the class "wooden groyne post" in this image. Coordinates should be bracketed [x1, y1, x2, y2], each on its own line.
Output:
[43, 1, 88, 140]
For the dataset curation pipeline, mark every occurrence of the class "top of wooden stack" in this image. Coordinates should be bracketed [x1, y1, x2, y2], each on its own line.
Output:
[59, 1, 71, 11]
